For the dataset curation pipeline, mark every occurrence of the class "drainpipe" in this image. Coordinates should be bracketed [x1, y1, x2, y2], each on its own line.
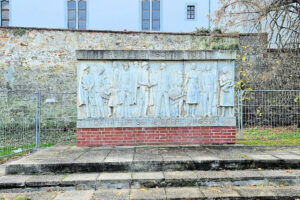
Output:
[208, 0, 211, 30]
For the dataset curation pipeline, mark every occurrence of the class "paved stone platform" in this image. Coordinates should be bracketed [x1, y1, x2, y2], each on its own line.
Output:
[1, 145, 300, 199]
[1, 186, 300, 200]
[4, 145, 300, 175]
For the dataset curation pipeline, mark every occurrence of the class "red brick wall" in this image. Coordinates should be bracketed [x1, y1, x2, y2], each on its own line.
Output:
[77, 127, 236, 147]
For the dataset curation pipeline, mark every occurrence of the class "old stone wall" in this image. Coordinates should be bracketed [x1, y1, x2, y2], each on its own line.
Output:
[0, 27, 265, 92]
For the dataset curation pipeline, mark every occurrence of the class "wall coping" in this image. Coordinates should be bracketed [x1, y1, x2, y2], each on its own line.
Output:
[0, 26, 267, 38]
[76, 50, 237, 61]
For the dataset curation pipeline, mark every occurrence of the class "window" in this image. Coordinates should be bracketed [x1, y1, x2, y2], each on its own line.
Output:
[67, 0, 87, 30]
[1, 0, 9, 27]
[152, 0, 160, 30]
[78, 1, 86, 29]
[142, 0, 160, 31]
[187, 5, 195, 20]
[68, 0, 76, 29]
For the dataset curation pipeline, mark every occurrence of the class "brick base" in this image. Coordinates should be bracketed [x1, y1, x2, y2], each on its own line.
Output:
[77, 127, 236, 147]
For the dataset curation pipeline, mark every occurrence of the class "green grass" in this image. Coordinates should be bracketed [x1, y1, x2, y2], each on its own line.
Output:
[237, 126, 300, 146]
[1, 197, 32, 200]
[0, 143, 56, 163]
[237, 139, 300, 146]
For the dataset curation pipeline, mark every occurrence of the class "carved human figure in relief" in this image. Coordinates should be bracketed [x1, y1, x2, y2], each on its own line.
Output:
[108, 62, 121, 117]
[185, 63, 199, 117]
[94, 67, 109, 118]
[197, 65, 205, 117]
[137, 62, 156, 117]
[155, 63, 170, 118]
[118, 63, 132, 118]
[169, 71, 184, 117]
[131, 62, 139, 106]
[79, 65, 95, 118]
[219, 68, 234, 117]
[203, 65, 215, 116]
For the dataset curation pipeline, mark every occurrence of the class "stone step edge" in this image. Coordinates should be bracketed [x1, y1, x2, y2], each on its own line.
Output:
[1, 170, 300, 190]
[5, 159, 300, 175]
[1, 186, 300, 200]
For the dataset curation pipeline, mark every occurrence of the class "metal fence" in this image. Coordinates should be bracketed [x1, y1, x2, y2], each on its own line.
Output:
[1, 90, 300, 158]
[0, 90, 38, 158]
[237, 90, 300, 141]
[0, 91, 76, 159]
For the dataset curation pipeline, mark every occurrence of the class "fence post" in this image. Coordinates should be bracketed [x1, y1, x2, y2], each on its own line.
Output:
[35, 91, 41, 149]
[237, 90, 240, 139]
[35, 92, 39, 149]
[38, 91, 41, 148]
[240, 90, 244, 139]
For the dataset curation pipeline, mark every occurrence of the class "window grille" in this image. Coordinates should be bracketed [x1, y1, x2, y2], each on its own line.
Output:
[187, 5, 195, 19]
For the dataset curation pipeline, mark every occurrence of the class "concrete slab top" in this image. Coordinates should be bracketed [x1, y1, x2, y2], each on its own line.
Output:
[3, 145, 300, 175]
[7, 146, 300, 166]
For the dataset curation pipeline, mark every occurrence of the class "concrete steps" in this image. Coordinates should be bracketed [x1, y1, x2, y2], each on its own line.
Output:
[0, 170, 300, 190]
[1, 186, 300, 200]
[4, 146, 300, 175]
[1, 146, 300, 199]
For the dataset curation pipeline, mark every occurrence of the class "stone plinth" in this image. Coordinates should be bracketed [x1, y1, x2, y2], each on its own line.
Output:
[76, 50, 236, 146]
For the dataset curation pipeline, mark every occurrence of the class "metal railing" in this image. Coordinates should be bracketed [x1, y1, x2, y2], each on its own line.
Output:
[237, 90, 300, 141]
[0, 90, 38, 158]
[0, 91, 76, 158]
[1, 89, 299, 158]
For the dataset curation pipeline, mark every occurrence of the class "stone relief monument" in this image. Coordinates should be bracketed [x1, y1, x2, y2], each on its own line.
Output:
[77, 50, 236, 128]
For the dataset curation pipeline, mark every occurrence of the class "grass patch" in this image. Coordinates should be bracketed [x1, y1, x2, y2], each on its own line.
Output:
[1, 197, 32, 200]
[237, 126, 300, 146]
[0, 143, 56, 164]
[237, 139, 300, 146]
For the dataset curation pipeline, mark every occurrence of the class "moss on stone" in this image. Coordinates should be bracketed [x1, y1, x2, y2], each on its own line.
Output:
[191, 36, 240, 50]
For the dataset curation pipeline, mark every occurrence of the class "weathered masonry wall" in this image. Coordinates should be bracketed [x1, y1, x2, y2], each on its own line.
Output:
[0, 27, 266, 92]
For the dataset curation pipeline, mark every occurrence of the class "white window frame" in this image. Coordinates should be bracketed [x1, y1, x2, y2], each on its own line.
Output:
[66, 0, 88, 30]
[141, 0, 162, 31]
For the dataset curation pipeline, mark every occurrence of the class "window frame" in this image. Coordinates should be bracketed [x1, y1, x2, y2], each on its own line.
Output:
[142, 0, 151, 30]
[141, 0, 161, 31]
[185, 3, 197, 21]
[152, 0, 160, 31]
[67, 0, 77, 29]
[187, 5, 195, 20]
[1, 0, 9, 27]
[78, 0, 87, 30]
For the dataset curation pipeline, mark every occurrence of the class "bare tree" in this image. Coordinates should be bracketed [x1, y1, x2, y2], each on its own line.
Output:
[214, 0, 300, 49]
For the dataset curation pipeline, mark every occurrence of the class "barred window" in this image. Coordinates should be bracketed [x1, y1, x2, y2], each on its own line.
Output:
[68, 0, 76, 29]
[1, 0, 9, 27]
[152, 0, 160, 30]
[187, 5, 195, 19]
[142, 0, 150, 30]
[78, 0, 86, 29]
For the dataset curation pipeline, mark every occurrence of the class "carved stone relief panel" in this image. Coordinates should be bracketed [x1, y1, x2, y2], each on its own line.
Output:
[77, 50, 236, 128]
[78, 60, 234, 120]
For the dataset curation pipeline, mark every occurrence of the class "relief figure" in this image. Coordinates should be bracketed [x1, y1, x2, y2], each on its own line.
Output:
[219, 68, 234, 117]
[79, 65, 95, 118]
[203, 65, 215, 116]
[108, 62, 121, 117]
[95, 67, 110, 118]
[169, 71, 184, 117]
[137, 62, 156, 117]
[118, 63, 132, 118]
[185, 64, 199, 117]
[154, 63, 170, 118]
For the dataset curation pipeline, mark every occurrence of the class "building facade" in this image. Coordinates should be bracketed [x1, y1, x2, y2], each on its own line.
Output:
[0, 0, 219, 32]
